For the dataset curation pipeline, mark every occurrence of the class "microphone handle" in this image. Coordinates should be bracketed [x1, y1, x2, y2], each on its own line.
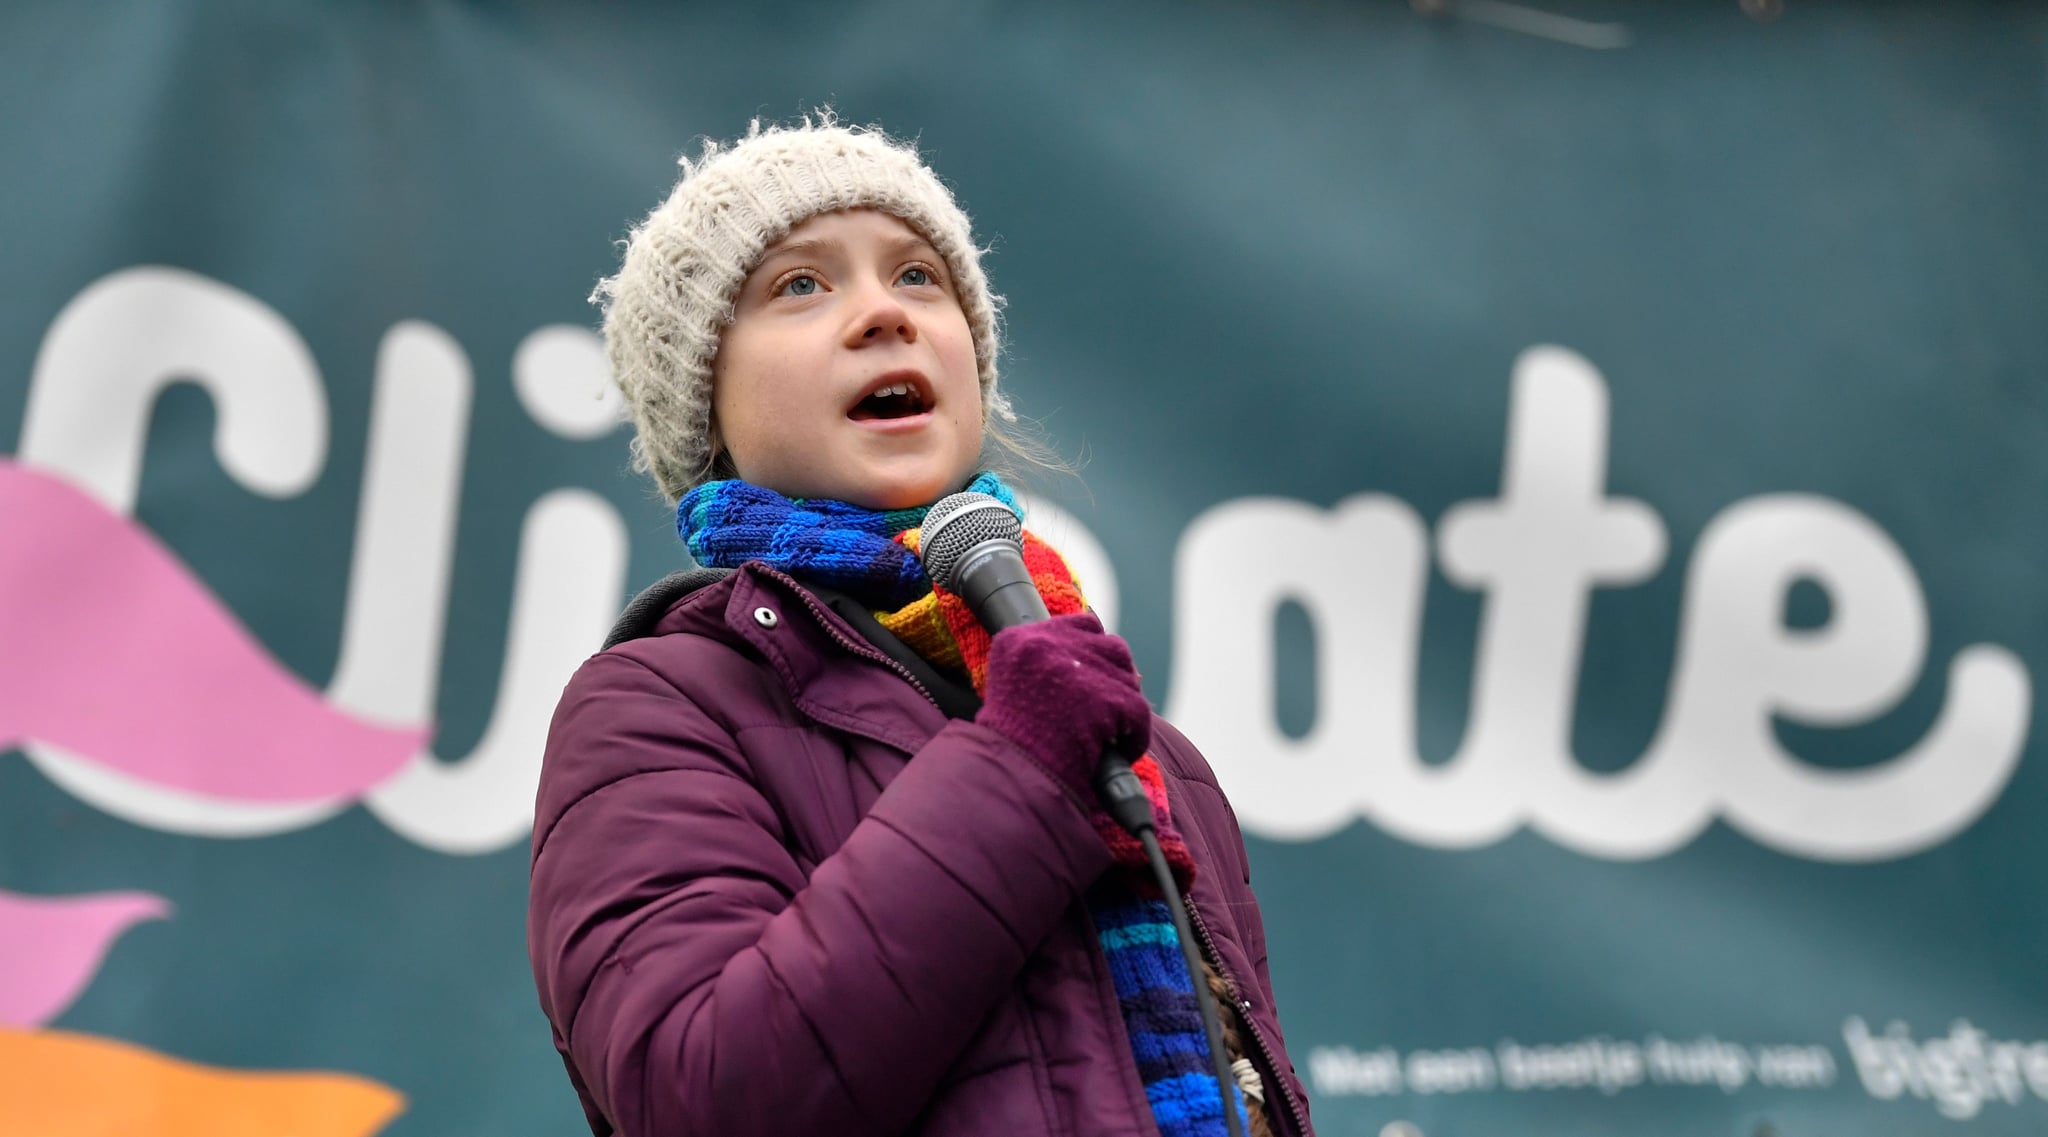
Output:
[952, 543, 1052, 627]
[973, 576, 1053, 634]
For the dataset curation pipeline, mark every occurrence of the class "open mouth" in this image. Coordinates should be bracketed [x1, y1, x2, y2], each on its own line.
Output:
[849, 378, 931, 422]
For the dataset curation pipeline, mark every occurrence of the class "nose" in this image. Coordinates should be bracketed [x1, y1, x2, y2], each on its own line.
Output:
[843, 278, 919, 348]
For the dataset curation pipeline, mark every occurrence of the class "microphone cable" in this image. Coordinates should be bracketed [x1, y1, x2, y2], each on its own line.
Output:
[1097, 756, 1250, 1137]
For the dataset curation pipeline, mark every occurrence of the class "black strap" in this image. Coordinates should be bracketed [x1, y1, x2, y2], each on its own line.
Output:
[803, 584, 983, 721]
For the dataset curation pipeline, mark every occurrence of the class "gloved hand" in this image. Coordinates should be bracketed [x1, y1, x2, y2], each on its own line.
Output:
[975, 612, 1153, 799]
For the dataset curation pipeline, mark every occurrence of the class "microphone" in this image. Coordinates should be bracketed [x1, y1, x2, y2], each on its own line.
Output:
[919, 491, 1250, 1137]
[919, 492, 1154, 838]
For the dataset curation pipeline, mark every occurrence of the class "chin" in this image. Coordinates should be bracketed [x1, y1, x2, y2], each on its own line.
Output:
[860, 482, 944, 511]
[851, 467, 966, 511]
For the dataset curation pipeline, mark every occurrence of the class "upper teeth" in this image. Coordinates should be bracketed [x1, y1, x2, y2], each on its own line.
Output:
[874, 384, 913, 398]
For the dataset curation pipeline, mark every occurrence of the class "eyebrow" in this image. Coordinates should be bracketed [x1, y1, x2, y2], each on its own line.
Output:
[756, 232, 939, 265]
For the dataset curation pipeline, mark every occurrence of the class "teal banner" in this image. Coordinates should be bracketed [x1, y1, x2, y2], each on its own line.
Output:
[2, 2, 2043, 1135]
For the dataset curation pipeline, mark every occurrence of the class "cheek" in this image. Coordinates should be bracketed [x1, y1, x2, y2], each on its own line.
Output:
[949, 379, 985, 461]
[709, 328, 751, 413]
[935, 315, 980, 390]
[713, 333, 800, 427]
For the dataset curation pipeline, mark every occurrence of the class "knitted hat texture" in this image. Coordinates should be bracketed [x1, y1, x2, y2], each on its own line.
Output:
[593, 115, 1009, 503]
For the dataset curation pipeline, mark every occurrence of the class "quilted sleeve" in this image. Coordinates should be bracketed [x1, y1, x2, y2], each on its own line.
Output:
[527, 648, 1112, 1137]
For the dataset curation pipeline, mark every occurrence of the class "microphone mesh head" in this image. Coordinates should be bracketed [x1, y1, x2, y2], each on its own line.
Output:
[920, 492, 1023, 591]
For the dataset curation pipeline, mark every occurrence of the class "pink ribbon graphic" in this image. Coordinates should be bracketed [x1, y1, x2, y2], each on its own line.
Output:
[0, 459, 425, 802]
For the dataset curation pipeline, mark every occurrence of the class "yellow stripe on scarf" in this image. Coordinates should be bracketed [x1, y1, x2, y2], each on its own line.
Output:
[876, 590, 968, 673]
[878, 527, 1088, 684]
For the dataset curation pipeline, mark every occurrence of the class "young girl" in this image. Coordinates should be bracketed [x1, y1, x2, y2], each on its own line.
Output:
[527, 116, 1314, 1137]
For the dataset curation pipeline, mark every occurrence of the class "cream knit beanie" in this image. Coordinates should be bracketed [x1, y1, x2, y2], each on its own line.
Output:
[592, 114, 1010, 503]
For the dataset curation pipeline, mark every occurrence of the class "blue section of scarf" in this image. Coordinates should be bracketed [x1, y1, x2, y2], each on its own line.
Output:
[1096, 899, 1251, 1136]
[677, 471, 1016, 607]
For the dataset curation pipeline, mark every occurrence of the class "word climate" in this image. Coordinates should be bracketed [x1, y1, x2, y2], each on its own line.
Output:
[11, 267, 2031, 865]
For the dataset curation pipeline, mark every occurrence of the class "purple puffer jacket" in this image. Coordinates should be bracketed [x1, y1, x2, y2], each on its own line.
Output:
[528, 561, 1315, 1137]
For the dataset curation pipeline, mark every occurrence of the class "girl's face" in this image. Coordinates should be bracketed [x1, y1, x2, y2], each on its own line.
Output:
[710, 208, 984, 509]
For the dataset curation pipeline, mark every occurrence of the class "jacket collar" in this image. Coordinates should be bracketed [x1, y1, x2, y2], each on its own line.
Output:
[605, 567, 729, 649]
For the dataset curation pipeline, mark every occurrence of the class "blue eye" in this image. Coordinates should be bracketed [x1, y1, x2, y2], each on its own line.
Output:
[779, 275, 820, 297]
[899, 267, 934, 287]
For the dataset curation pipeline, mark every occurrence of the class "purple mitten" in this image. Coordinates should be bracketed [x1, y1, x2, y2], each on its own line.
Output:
[975, 612, 1153, 799]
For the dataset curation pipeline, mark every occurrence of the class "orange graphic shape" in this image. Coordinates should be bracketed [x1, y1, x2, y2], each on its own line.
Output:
[0, 1025, 405, 1137]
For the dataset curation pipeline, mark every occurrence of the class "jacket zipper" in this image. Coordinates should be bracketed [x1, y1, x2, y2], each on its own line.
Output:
[1185, 893, 1311, 1137]
[765, 567, 943, 711]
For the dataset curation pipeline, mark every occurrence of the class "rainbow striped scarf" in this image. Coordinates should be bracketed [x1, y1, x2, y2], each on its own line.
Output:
[678, 474, 1248, 1137]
